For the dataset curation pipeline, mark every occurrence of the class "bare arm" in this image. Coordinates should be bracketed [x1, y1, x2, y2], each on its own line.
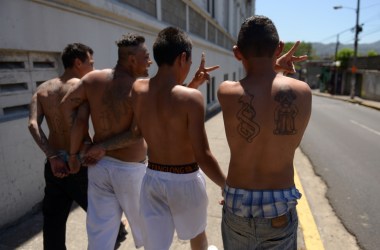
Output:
[68, 102, 91, 173]
[82, 117, 142, 166]
[60, 79, 89, 172]
[28, 92, 54, 157]
[188, 90, 226, 188]
[28, 91, 68, 177]
[60, 79, 87, 129]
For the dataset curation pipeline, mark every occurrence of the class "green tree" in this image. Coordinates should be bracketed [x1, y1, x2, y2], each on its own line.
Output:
[336, 48, 354, 69]
[284, 42, 315, 59]
[367, 50, 378, 56]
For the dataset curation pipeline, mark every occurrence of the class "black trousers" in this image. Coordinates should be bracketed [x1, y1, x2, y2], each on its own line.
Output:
[42, 160, 88, 250]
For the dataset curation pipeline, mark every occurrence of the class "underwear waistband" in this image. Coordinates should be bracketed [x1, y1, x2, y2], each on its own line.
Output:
[148, 161, 199, 174]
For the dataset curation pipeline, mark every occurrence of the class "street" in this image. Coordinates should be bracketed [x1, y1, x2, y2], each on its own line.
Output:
[300, 95, 380, 250]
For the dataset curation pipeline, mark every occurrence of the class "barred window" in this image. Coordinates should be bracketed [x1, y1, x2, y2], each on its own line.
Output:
[189, 8, 206, 39]
[161, 0, 186, 30]
[119, 0, 157, 17]
[0, 50, 60, 121]
[207, 22, 216, 43]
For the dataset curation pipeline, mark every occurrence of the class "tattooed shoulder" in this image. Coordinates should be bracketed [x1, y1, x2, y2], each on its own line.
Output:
[273, 87, 298, 135]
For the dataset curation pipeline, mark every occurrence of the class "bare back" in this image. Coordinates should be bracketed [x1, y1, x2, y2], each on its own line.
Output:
[36, 78, 78, 151]
[132, 78, 206, 165]
[218, 74, 311, 189]
[83, 69, 146, 161]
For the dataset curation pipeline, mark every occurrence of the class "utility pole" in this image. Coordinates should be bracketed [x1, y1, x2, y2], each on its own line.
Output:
[333, 0, 361, 99]
[334, 34, 340, 61]
[351, 0, 360, 99]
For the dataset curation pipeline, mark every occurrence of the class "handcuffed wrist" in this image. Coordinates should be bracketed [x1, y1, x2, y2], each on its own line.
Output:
[48, 154, 59, 160]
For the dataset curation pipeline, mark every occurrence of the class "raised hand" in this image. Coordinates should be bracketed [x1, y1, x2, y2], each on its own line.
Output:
[188, 52, 220, 89]
[276, 41, 308, 75]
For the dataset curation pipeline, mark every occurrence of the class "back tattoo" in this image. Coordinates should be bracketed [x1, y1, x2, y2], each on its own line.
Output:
[273, 88, 298, 135]
[236, 92, 260, 142]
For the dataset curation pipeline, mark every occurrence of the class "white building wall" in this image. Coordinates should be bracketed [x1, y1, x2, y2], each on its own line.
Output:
[0, 0, 254, 228]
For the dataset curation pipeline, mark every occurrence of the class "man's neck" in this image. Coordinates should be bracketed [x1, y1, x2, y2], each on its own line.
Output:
[155, 66, 182, 87]
[244, 57, 277, 76]
[60, 69, 80, 82]
[113, 64, 135, 79]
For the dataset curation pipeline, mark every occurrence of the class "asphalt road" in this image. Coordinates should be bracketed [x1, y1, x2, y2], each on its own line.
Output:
[300, 95, 380, 250]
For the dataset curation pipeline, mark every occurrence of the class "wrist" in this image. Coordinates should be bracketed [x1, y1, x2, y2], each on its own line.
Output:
[97, 143, 106, 151]
[48, 154, 59, 160]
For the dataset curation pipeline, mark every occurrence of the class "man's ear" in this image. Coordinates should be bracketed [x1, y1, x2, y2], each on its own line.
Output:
[74, 58, 83, 68]
[179, 52, 187, 67]
[275, 41, 285, 58]
[128, 54, 137, 65]
[233, 45, 243, 61]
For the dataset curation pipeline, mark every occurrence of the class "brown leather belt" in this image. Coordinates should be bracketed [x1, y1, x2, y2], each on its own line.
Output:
[148, 161, 199, 174]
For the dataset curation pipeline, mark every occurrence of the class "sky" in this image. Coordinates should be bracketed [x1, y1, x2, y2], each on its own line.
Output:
[255, 0, 380, 45]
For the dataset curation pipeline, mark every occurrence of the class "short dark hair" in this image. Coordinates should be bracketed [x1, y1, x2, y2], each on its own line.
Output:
[237, 15, 279, 58]
[153, 27, 192, 66]
[61, 43, 93, 69]
[115, 33, 145, 59]
[116, 33, 145, 48]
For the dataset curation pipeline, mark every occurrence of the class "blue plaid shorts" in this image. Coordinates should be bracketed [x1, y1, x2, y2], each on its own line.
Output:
[223, 184, 301, 218]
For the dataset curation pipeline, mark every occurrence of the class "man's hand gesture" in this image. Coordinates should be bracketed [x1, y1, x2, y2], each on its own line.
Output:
[188, 52, 220, 89]
[275, 41, 308, 75]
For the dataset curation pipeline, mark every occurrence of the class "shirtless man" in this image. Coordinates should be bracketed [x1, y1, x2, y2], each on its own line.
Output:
[131, 27, 226, 250]
[28, 43, 94, 250]
[60, 34, 152, 250]
[218, 15, 312, 249]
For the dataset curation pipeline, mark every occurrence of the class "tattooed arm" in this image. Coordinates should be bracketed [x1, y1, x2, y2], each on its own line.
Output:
[81, 117, 143, 166]
[28, 92, 55, 157]
[60, 79, 87, 129]
[28, 90, 68, 177]
[68, 102, 92, 173]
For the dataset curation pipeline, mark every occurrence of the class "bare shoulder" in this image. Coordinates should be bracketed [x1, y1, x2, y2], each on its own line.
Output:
[278, 75, 311, 95]
[35, 78, 60, 95]
[132, 78, 149, 92]
[218, 80, 241, 94]
[82, 69, 112, 83]
[178, 85, 203, 100]
[66, 77, 81, 87]
[218, 81, 243, 105]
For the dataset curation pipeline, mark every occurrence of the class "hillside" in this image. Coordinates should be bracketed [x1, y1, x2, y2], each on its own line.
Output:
[311, 41, 380, 58]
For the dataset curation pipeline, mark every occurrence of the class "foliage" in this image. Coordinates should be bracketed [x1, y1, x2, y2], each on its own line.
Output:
[367, 50, 378, 57]
[284, 42, 315, 59]
[336, 48, 354, 69]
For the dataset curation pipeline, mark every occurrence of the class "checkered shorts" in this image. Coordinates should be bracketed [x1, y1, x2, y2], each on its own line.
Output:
[223, 184, 301, 218]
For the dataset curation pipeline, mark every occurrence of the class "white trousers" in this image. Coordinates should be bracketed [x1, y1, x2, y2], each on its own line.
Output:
[140, 168, 209, 250]
[87, 156, 146, 250]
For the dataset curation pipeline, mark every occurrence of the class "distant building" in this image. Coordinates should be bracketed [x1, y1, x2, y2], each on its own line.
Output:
[0, 0, 255, 229]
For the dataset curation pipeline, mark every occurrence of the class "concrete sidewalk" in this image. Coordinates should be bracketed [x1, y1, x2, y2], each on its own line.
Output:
[312, 90, 380, 111]
[0, 97, 368, 249]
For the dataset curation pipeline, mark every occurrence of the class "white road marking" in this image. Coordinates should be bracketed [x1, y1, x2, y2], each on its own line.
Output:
[350, 120, 380, 136]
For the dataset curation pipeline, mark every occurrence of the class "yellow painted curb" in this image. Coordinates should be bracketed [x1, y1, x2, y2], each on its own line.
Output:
[294, 168, 325, 250]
